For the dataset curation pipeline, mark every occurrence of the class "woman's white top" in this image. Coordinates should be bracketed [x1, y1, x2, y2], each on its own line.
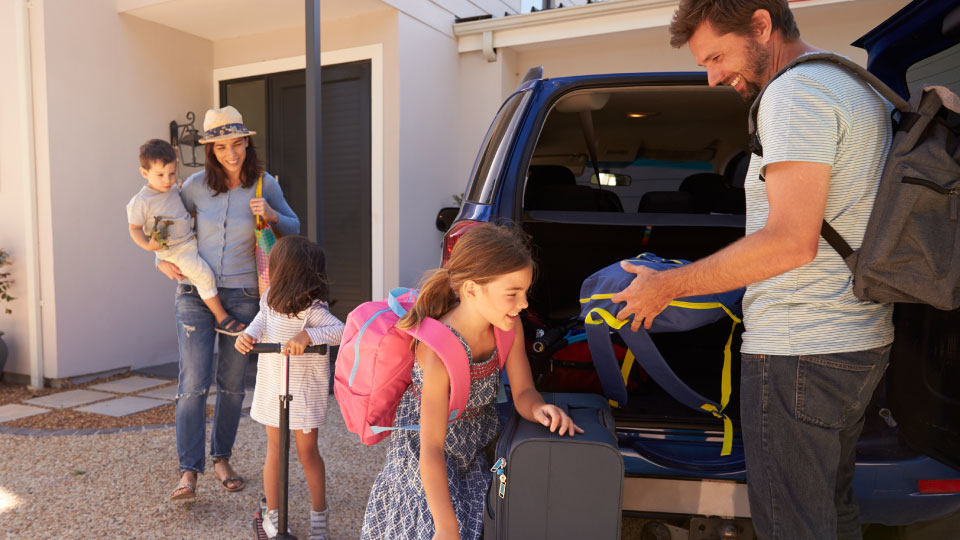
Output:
[245, 291, 344, 430]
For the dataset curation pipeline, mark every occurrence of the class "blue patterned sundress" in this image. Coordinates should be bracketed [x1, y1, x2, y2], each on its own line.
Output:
[361, 326, 501, 540]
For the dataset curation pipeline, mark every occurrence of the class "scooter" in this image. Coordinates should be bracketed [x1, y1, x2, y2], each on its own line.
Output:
[250, 342, 328, 540]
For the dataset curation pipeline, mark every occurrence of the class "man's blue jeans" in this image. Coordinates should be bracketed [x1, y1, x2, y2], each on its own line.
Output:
[740, 345, 891, 540]
[174, 284, 260, 473]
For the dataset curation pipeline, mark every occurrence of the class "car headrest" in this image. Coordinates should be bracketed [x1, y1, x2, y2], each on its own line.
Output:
[526, 165, 577, 191]
[679, 172, 725, 194]
[724, 152, 751, 189]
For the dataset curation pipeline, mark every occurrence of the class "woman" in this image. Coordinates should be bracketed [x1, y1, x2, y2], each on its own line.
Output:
[160, 105, 299, 500]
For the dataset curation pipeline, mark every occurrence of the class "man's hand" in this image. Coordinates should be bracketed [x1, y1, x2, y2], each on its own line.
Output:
[235, 333, 257, 354]
[283, 330, 311, 356]
[609, 261, 676, 331]
[157, 260, 184, 280]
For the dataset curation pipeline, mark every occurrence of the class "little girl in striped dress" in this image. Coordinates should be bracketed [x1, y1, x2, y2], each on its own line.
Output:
[236, 235, 344, 540]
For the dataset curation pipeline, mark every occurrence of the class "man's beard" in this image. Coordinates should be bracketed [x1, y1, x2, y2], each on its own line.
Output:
[739, 38, 770, 103]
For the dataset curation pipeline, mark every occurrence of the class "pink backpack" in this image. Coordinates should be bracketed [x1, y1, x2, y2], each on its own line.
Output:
[333, 287, 515, 445]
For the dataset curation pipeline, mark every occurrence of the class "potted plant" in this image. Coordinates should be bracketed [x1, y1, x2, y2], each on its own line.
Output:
[0, 249, 14, 377]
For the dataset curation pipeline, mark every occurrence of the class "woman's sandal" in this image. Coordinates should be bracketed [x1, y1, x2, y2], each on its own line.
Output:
[170, 472, 197, 501]
[212, 457, 245, 492]
[214, 315, 247, 336]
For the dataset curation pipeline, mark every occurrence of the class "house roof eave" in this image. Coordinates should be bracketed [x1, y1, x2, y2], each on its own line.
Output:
[455, 0, 857, 54]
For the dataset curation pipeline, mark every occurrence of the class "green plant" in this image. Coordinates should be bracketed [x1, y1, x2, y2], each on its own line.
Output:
[452, 192, 464, 207]
[0, 249, 14, 315]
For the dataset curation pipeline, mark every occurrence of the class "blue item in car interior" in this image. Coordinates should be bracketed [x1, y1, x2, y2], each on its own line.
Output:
[580, 253, 744, 455]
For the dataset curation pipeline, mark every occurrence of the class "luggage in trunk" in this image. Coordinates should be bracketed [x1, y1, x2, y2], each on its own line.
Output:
[484, 393, 624, 540]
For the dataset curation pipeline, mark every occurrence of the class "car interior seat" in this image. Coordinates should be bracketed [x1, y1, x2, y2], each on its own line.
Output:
[636, 191, 696, 213]
[679, 172, 726, 213]
[713, 152, 749, 214]
[524, 165, 623, 212]
[724, 151, 751, 190]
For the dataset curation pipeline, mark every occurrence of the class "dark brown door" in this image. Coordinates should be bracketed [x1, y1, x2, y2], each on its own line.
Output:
[220, 61, 372, 320]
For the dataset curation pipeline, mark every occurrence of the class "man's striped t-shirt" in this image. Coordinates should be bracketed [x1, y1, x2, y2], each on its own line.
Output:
[741, 59, 895, 355]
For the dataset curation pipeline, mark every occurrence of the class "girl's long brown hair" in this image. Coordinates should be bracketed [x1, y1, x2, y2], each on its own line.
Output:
[203, 136, 262, 195]
[266, 235, 330, 316]
[398, 223, 534, 329]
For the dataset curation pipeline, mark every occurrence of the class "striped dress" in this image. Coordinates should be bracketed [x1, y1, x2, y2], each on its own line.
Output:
[246, 291, 344, 430]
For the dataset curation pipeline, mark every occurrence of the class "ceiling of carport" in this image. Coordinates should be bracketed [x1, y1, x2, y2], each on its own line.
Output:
[118, 0, 391, 41]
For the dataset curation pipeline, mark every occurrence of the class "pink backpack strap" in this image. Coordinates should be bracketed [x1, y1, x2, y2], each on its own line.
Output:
[403, 317, 472, 422]
[493, 326, 515, 370]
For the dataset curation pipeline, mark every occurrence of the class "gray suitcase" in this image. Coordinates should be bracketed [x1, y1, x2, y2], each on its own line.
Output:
[484, 392, 624, 540]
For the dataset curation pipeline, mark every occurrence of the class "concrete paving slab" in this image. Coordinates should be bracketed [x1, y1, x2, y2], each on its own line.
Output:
[23, 389, 115, 409]
[132, 361, 179, 380]
[75, 397, 168, 417]
[0, 404, 50, 423]
[136, 385, 178, 401]
[88, 376, 167, 394]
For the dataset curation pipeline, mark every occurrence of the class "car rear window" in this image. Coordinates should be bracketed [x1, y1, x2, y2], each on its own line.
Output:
[466, 91, 530, 204]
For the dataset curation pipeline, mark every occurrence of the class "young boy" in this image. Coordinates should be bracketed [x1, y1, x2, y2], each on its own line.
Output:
[127, 139, 245, 335]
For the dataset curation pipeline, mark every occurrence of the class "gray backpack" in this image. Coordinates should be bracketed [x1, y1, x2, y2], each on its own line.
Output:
[748, 53, 960, 310]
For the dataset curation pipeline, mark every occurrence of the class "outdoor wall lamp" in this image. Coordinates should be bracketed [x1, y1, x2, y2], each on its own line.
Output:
[169, 112, 205, 168]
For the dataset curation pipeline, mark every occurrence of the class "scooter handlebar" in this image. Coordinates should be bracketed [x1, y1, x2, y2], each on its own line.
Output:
[248, 343, 329, 354]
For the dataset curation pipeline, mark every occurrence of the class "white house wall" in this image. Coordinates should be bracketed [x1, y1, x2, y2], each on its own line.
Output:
[456, 48, 519, 206]
[396, 12, 463, 287]
[394, 13, 466, 286]
[0, 0, 52, 381]
[35, 0, 213, 379]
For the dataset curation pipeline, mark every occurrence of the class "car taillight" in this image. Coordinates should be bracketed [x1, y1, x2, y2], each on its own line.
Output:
[442, 220, 483, 267]
[917, 479, 960, 494]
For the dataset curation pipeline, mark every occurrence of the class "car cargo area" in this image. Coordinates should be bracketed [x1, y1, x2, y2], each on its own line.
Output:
[518, 84, 906, 458]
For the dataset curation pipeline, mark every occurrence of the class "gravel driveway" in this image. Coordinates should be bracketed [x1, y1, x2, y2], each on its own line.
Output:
[0, 405, 387, 540]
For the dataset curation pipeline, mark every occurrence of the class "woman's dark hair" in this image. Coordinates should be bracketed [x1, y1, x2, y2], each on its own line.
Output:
[203, 136, 262, 195]
[266, 235, 330, 316]
[669, 0, 800, 48]
[398, 223, 534, 330]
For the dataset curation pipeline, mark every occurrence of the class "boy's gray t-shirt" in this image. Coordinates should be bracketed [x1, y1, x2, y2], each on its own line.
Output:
[742, 61, 895, 355]
[126, 184, 194, 248]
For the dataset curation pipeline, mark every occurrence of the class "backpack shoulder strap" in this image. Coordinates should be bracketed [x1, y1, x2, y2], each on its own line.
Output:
[493, 326, 515, 370]
[403, 317, 472, 422]
[748, 52, 909, 143]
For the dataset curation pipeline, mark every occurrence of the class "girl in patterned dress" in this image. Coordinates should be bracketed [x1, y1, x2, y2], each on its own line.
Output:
[361, 224, 582, 540]
[236, 236, 344, 540]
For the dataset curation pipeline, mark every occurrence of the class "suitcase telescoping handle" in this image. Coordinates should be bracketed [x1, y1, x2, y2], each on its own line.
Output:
[248, 343, 328, 354]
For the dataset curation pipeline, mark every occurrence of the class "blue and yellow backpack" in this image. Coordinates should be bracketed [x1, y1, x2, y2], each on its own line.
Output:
[580, 253, 744, 455]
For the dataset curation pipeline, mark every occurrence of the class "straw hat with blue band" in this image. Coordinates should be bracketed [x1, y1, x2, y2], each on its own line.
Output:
[579, 253, 744, 456]
[198, 105, 257, 143]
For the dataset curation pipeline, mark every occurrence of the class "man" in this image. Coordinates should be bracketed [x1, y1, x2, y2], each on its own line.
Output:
[610, 1, 894, 538]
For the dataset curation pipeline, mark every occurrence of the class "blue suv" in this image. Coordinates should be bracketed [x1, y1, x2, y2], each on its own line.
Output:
[440, 0, 960, 532]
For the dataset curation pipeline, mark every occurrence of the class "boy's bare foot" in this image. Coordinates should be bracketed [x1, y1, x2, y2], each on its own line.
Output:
[212, 457, 245, 492]
[170, 470, 197, 501]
